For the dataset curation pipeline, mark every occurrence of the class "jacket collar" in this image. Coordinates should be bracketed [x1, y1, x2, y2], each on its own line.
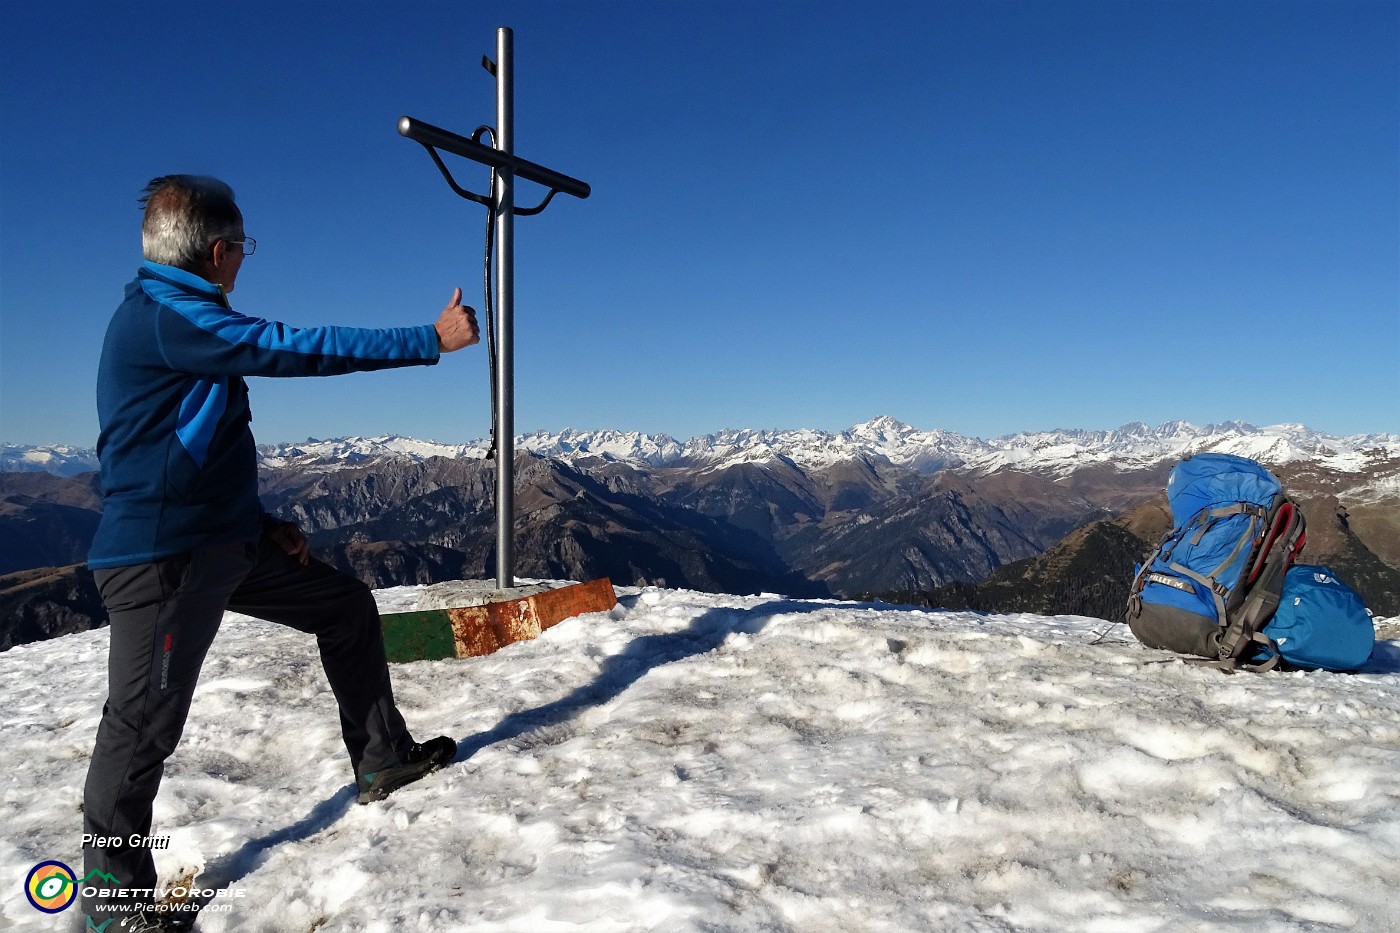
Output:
[138, 261, 232, 308]
[139, 260, 222, 296]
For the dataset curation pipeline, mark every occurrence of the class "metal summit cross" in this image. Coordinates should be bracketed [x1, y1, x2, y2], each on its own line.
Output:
[398, 26, 590, 590]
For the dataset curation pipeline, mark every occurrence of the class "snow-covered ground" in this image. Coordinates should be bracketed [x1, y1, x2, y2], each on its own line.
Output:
[3, 586, 1399, 932]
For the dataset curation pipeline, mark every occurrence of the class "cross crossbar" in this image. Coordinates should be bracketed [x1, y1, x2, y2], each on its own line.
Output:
[397, 117, 591, 201]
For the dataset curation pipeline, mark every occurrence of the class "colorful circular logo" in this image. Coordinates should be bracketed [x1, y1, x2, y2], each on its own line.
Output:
[25, 860, 77, 913]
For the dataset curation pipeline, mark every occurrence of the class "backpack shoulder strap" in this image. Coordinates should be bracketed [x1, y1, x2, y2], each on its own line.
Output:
[1215, 500, 1306, 669]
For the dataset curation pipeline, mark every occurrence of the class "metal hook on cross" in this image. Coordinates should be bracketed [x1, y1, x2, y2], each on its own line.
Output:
[398, 26, 590, 591]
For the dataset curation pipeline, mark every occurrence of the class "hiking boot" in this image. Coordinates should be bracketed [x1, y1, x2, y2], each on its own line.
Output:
[111, 910, 190, 932]
[356, 736, 456, 804]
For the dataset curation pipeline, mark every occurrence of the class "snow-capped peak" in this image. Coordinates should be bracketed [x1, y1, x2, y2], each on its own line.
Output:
[519, 428, 683, 466]
[7, 420, 1398, 477]
[256, 435, 488, 469]
[0, 443, 100, 477]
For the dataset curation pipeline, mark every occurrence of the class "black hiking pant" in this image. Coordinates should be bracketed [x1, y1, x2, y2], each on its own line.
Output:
[82, 537, 412, 922]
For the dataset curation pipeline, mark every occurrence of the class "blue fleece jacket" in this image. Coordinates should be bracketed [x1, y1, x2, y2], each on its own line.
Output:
[88, 262, 440, 569]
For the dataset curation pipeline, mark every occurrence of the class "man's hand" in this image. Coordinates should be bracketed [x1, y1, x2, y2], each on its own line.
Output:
[269, 520, 311, 567]
[435, 287, 481, 353]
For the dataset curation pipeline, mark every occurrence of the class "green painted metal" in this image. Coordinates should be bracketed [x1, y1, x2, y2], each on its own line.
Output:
[381, 609, 456, 663]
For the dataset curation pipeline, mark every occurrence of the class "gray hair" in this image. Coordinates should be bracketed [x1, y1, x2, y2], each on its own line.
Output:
[139, 175, 243, 270]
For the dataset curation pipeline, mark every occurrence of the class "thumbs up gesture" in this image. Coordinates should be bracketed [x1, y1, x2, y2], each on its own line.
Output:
[434, 287, 481, 352]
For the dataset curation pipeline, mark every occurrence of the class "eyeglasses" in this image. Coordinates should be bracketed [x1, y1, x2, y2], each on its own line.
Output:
[224, 237, 257, 256]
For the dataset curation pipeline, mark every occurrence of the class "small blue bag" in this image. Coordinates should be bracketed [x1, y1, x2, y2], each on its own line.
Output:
[1259, 565, 1375, 671]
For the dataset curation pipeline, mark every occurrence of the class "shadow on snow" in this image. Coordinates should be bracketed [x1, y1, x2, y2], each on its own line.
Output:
[200, 595, 819, 895]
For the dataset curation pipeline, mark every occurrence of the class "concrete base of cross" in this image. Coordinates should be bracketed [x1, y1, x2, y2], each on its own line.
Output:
[380, 578, 617, 662]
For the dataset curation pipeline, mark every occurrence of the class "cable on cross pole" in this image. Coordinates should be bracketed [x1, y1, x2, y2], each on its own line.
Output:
[478, 128, 500, 461]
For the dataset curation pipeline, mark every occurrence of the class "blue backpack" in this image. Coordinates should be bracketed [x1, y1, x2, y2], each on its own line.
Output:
[1253, 565, 1375, 671]
[1127, 453, 1307, 671]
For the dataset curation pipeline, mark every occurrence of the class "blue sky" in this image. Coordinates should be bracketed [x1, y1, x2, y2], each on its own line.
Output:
[1, 0, 1396, 447]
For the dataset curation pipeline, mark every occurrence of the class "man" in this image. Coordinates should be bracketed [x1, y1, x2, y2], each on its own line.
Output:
[82, 175, 480, 931]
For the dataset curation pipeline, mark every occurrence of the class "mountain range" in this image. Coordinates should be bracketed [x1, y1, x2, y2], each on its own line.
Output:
[3, 418, 1398, 650]
[9, 417, 1398, 478]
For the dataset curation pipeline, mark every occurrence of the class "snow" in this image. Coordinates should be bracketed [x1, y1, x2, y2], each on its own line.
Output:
[1343, 473, 1400, 508]
[3, 585, 1400, 931]
[11, 420, 1400, 479]
[520, 429, 684, 467]
[182, 420, 1400, 478]
[0, 443, 100, 477]
[963, 422, 1400, 478]
[255, 435, 490, 470]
